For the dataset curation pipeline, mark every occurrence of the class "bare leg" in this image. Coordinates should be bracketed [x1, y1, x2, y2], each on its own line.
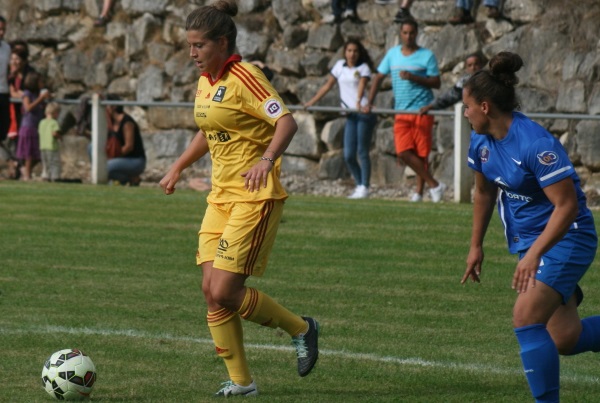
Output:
[398, 150, 438, 189]
[22, 158, 32, 180]
[546, 294, 582, 354]
[100, 0, 113, 18]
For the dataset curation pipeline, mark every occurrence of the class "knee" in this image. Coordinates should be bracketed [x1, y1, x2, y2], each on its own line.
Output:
[201, 282, 214, 305]
[208, 286, 239, 311]
[397, 152, 410, 163]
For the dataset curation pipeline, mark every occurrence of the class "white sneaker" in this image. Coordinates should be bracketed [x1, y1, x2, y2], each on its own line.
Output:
[214, 380, 258, 397]
[348, 185, 369, 199]
[375, 0, 396, 4]
[409, 193, 423, 202]
[429, 182, 447, 203]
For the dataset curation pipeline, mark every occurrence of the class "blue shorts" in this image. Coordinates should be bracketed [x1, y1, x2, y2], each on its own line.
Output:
[519, 230, 598, 304]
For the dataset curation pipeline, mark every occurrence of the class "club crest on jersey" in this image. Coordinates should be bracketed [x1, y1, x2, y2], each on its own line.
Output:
[212, 86, 227, 102]
[264, 99, 283, 118]
[479, 146, 490, 163]
[537, 151, 558, 166]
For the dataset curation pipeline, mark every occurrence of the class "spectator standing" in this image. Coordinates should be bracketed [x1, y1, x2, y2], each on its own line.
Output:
[419, 52, 484, 115]
[461, 51, 600, 403]
[15, 72, 50, 180]
[38, 102, 62, 182]
[366, 19, 446, 202]
[105, 94, 146, 186]
[8, 44, 36, 179]
[160, 1, 319, 397]
[305, 38, 377, 199]
[0, 16, 10, 149]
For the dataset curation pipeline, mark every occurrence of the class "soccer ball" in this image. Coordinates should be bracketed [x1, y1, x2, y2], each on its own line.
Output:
[41, 348, 97, 400]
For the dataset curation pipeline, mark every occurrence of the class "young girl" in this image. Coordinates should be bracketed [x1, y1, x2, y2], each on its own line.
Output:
[15, 71, 50, 180]
[305, 38, 376, 199]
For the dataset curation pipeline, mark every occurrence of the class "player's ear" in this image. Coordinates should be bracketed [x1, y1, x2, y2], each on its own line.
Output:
[480, 101, 490, 115]
[218, 36, 228, 52]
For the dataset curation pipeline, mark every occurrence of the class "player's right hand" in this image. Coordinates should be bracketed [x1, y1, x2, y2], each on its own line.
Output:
[159, 170, 180, 195]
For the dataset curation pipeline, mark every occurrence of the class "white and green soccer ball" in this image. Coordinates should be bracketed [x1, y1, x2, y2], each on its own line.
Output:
[41, 348, 97, 400]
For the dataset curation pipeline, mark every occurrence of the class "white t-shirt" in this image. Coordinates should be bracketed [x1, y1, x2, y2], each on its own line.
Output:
[330, 59, 371, 110]
[0, 41, 10, 94]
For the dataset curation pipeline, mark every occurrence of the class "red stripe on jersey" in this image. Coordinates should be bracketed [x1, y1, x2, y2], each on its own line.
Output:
[244, 201, 274, 275]
[230, 63, 271, 102]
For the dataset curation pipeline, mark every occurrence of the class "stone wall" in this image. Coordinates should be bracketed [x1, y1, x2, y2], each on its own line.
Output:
[2, 0, 600, 197]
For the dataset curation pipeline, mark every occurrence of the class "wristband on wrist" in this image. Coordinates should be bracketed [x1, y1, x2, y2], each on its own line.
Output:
[261, 156, 275, 165]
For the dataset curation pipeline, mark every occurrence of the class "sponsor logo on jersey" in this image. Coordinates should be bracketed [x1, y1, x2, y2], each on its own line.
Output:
[537, 151, 558, 165]
[480, 146, 489, 163]
[264, 99, 283, 118]
[195, 112, 207, 118]
[196, 89, 202, 97]
[495, 177, 532, 203]
[208, 131, 231, 142]
[212, 86, 227, 102]
[504, 192, 533, 202]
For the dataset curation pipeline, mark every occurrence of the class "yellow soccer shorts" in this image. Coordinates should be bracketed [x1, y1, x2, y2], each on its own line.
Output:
[196, 199, 284, 277]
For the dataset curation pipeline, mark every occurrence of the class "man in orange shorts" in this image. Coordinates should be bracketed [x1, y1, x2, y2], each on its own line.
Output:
[366, 19, 446, 202]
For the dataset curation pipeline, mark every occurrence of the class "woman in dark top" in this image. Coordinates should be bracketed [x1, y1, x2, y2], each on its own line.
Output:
[105, 94, 146, 185]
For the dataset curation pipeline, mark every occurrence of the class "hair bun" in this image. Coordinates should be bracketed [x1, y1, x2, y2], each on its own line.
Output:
[489, 51, 523, 87]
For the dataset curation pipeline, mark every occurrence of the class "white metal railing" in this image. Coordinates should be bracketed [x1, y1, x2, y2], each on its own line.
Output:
[50, 95, 600, 203]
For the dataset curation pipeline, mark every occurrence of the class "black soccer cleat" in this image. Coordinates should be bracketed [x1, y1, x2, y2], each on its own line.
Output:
[291, 316, 320, 377]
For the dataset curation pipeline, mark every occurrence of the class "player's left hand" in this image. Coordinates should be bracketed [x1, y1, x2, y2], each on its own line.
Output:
[512, 253, 539, 294]
[241, 159, 272, 192]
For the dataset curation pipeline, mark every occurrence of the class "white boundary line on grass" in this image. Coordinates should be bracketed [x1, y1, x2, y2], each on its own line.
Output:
[4, 325, 600, 385]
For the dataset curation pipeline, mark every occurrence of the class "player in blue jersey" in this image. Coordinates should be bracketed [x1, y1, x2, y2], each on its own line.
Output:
[461, 51, 600, 403]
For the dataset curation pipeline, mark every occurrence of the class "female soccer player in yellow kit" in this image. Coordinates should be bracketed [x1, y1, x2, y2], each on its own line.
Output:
[159, 1, 319, 397]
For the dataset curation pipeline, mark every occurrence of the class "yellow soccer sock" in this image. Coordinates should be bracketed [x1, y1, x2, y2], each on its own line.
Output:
[207, 308, 252, 386]
[237, 287, 307, 336]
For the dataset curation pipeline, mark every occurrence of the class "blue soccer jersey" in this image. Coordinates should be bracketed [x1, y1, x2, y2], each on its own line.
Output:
[467, 112, 595, 254]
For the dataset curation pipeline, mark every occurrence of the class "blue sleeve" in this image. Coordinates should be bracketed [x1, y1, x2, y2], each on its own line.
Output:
[526, 137, 574, 188]
[467, 132, 483, 172]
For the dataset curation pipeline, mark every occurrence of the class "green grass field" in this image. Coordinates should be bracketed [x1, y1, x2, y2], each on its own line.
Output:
[2, 181, 600, 402]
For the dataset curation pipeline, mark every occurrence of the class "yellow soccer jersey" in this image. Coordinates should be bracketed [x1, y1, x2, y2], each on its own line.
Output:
[194, 56, 290, 202]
